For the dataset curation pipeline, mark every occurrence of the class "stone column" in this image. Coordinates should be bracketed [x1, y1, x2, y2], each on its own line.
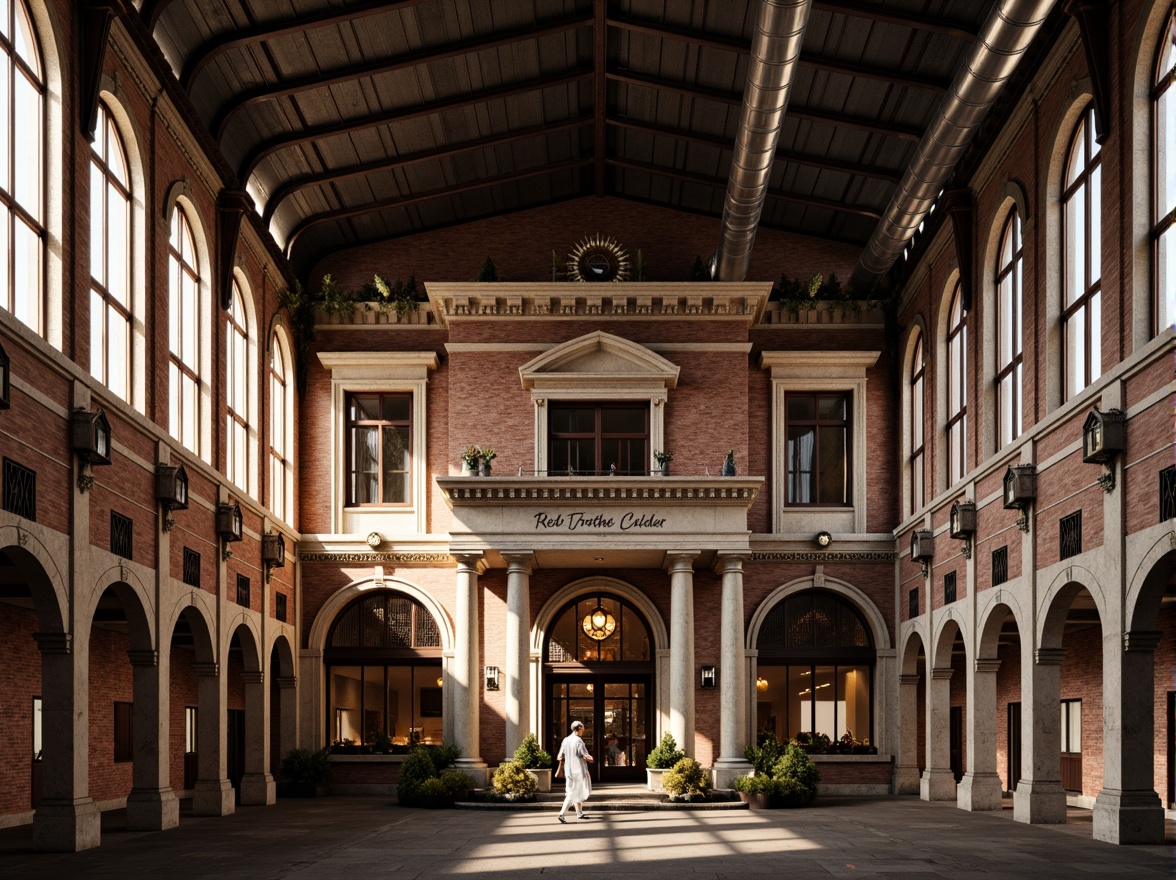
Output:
[239, 671, 275, 805]
[453, 554, 487, 776]
[1093, 630, 1165, 843]
[32, 631, 101, 852]
[894, 673, 921, 794]
[920, 666, 956, 801]
[125, 648, 180, 830]
[957, 658, 1002, 811]
[192, 661, 234, 816]
[275, 675, 298, 771]
[1013, 647, 1066, 824]
[666, 552, 699, 757]
[713, 555, 751, 788]
[503, 553, 534, 757]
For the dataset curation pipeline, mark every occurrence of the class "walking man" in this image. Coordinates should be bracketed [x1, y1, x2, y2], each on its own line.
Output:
[556, 720, 593, 822]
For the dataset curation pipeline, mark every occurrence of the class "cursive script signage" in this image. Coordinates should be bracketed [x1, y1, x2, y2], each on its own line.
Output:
[533, 510, 668, 532]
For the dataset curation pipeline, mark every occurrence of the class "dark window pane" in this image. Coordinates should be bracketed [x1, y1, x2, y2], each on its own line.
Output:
[350, 395, 379, 421]
[382, 395, 410, 422]
[551, 407, 595, 433]
[787, 427, 815, 503]
[601, 407, 645, 433]
[818, 427, 848, 503]
[787, 396, 815, 421]
[819, 396, 847, 420]
[351, 426, 379, 503]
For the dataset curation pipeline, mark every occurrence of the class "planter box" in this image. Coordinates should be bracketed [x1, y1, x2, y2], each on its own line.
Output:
[646, 768, 667, 792]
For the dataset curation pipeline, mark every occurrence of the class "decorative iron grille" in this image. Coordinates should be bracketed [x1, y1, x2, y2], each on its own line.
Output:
[944, 570, 957, 605]
[276, 592, 287, 623]
[758, 590, 870, 649]
[1161, 466, 1176, 523]
[3, 458, 35, 521]
[182, 548, 200, 588]
[236, 574, 250, 607]
[908, 587, 919, 619]
[329, 592, 441, 649]
[110, 511, 132, 559]
[1059, 510, 1082, 560]
[992, 546, 1008, 586]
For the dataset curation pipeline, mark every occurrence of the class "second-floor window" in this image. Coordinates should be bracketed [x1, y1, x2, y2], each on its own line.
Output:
[996, 209, 1023, 448]
[89, 102, 131, 402]
[909, 332, 925, 514]
[347, 393, 410, 505]
[1155, 9, 1175, 333]
[548, 403, 648, 476]
[786, 393, 850, 505]
[947, 282, 967, 486]
[168, 208, 201, 455]
[1063, 104, 1102, 400]
[226, 281, 249, 492]
[269, 332, 292, 524]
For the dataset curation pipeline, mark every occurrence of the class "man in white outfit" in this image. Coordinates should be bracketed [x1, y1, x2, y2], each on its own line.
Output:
[556, 720, 593, 822]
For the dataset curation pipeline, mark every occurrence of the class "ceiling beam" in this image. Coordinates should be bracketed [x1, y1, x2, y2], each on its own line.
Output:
[594, 0, 607, 195]
[812, 0, 979, 42]
[262, 115, 594, 224]
[211, 15, 593, 140]
[607, 69, 923, 141]
[239, 67, 592, 182]
[181, 0, 432, 89]
[608, 14, 949, 93]
[284, 157, 592, 255]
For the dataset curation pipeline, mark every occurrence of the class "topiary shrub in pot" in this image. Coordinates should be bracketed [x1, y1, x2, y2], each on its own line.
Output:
[662, 757, 712, 802]
[416, 776, 456, 809]
[279, 747, 333, 797]
[770, 743, 820, 807]
[396, 747, 439, 806]
[645, 733, 686, 792]
[512, 733, 553, 792]
[491, 760, 538, 801]
[732, 772, 778, 809]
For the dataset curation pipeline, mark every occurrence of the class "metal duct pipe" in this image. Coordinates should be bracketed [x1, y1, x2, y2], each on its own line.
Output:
[851, 0, 1056, 290]
[713, 0, 812, 282]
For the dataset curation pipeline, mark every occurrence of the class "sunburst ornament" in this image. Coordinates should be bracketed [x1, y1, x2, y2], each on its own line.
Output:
[567, 234, 631, 283]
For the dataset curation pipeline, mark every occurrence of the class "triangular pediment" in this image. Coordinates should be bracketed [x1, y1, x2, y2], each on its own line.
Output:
[519, 332, 679, 391]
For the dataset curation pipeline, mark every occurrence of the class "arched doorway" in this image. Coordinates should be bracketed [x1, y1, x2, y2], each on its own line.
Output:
[544, 593, 653, 782]
[325, 591, 444, 747]
[754, 590, 876, 746]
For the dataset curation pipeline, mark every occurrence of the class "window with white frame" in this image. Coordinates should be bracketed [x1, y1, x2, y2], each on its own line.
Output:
[1060, 698, 1081, 752]
[226, 280, 249, 492]
[946, 282, 967, 486]
[89, 102, 132, 402]
[786, 392, 851, 505]
[269, 331, 293, 525]
[1, 0, 44, 334]
[996, 209, 1023, 448]
[347, 392, 411, 505]
[168, 208, 201, 455]
[1155, 10, 1175, 333]
[1062, 105, 1102, 400]
[909, 332, 925, 514]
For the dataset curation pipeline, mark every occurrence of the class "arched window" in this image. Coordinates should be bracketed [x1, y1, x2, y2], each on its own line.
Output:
[326, 591, 443, 747]
[89, 101, 131, 402]
[1155, 10, 1175, 333]
[1062, 105, 1102, 399]
[269, 331, 293, 525]
[756, 590, 875, 744]
[545, 594, 652, 665]
[996, 209, 1023, 447]
[1, 0, 44, 333]
[168, 207, 201, 455]
[946, 282, 967, 486]
[909, 331, 925, 514]
[226, 280, 249, 492]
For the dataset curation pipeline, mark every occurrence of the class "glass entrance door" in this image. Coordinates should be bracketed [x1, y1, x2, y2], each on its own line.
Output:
[548, 675, 649, 783]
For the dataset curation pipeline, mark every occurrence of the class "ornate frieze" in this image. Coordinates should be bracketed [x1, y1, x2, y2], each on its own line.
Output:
[750, 551, 898, 563]
[299, 552, 455, 564]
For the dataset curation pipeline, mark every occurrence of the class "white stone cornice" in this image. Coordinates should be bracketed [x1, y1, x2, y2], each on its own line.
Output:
[759, 350, 881, 377]
[316, 351, 439, 377]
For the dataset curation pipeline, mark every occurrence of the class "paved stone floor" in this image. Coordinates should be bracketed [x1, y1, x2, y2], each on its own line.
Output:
[1, 797, 1173, 879]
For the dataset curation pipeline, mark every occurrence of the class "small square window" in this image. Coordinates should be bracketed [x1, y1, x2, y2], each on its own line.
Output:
[110, 511, 133, 559]
[236, 574, 251, 607]
[944, 571, 957, 605]
[908, 587, 919, 619]
[1059, 511, 1082, 560]
[182, 548, 200, 588]
[992, 546, 1009, 587]
[276, 592, 287, 623]
[3, 458, 36, 521]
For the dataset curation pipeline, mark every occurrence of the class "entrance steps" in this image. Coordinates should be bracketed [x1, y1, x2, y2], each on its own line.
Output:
[457, 784, 748, 812]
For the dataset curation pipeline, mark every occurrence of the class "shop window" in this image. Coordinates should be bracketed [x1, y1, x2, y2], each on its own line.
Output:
[946, 281, 967, 486]
[113, 701, 133, 762]
[547, 403, 649, 476]
[785, 393, 850, 505]
[346, 392, 411, 505]
[3, 457, 34, 520]
[1154, 10, 1175, 334]
[995, 208, 1023, 447]
[1062, 105, 1102, 400]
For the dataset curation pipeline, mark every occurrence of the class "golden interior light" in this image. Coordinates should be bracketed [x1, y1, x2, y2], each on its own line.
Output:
[756, 676, 769, 692]
[582, 603, 617, 641]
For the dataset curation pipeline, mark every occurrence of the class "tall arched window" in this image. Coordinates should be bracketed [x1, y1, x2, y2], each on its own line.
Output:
[1062, 105, 1102, 399]
[946, 283, 967, 486]
[1155, 10, 1175, 333]
[269, 331, 293, 525]
[1, 0, 44, 334]
[168, 207, 201, 454]
[226, 280, 249, 492]
[755, 590, 876, 744]
[996, 209, 1023, 448]
[909, 332, 925, 514]
[90, 102, 131, 402]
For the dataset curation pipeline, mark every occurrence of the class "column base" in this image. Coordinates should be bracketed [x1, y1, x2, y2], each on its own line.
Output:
[126, 787, 180, 831]
[1093, 788, 1165, 844]
[893, 763, 921, 795]
[1012, 779, 1067, 824]
[711, 759, 753, 791]
[33, 798, 102, 852]
[956, 772, 1003, 811]
[454, 758, 489, 789]
[239, 772, 276, 806]
[192, 779, 236, 817]
[920, 768, 957, 801]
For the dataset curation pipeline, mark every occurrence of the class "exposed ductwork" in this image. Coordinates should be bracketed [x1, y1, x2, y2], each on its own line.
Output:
[713, 0, 812, 282]
[851, 0, 1057, 290]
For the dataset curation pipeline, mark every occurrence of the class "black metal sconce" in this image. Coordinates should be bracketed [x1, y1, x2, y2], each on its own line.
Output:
[156, 464, 189, 532]
[949, 501, 976, 558]
[262, 532, 286, 582]
[1082, 408, 1125, 492]
[71, 408, 111, 492]
[910, 529, 934, 575]
[1003, 464, 1036, 532]
[484, 666, 500, 691]
[216, 501, 242, 560]
[700, 665, 716, 689]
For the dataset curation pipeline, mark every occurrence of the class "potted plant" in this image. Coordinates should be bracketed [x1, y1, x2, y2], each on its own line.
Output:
[731, 772, 777, 809]
[460, 445, 480, 476]
[645, 732, 685, 791]
[662, 757, 711, 802]
[278, 747, 333, 797]
[721, 449, 736, 477]
[731, 741, 819, 808]
[510, 733, 554, 792]
[491, 759, 538, 801]
[478, 446, 496, 476]
[653, 450, 673, 477]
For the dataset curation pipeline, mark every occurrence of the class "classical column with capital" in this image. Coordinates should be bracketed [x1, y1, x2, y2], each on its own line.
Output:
[957, 658, 1003, 811]
[666, 552, 699, 757]
[453, 554, 487, 776]
[503, 552, 534, 756]
[125, 648, 180, 830]
[713, 554, 752, 788]
[1013, 647, 1067, 824]
[920, 666, 957, 801]
[239, 670, 275, 806]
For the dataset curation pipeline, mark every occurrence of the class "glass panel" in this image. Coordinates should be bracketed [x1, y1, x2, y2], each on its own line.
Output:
[13, 214, 38, 329]
[595, 597, 622, 661]
[416, 671, 443, 744]
[382, 425, 409, 504]
[810, 666, 836, 738]
[0, 58, 8, 193]
[787, 426, 814, 503]
[362, 667, 385, 745]
[818, 396, 845, 420]
[548, 606, 576, 662]
[90, 161, 104, 284]
[621, 605, 650, 661]
[1067, 304, 1086, 399]
[1089, 163, 1101, 284]
[108, 186, 129, 306]
[350, 395, 379, 421]
[601, 407, 644, 433]
[387, 665, 411, 743]
[631, 682, 647, 768]
[787, 666, 809, 739]
[576, 599, 597, 661]
[351, 426, 378, 504]
[1090, 291, 1101, 382]
[817, 426, 847, 504]
[999, 375, 1013, 448]
[90, 289, 104, 384]
[1161, 88, 1175, 214]
[181, 270, 197, 366]
[912, 375, 923, 447]
[331, 666, 363, 744]
[787, 395, 814, 421]
[1160, 227, 1175, 331]
[840, 665, 870, 744]
[1065, 184, 1085, 305]
[383, 395, 410, 422]
[1065, 118, 1086, 188]
[14, 0, 40, 74]
[550, 406, 594, 433]
[13, 70, 39, 216]
[108, 307, 128, 401]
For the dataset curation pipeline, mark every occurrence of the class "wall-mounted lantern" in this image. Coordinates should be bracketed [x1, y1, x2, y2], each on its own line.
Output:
[484, 666, 500, 691]
[1003, 464, 1036, 532]
[699, 665, 716, 689]
[1082, 408, 1125, 492]
[156, 464, 189, 531]
[216, 501, 242, 559]
[949, 501, 976, 559]
[262, 532, 286, 582]
[910, 529, 933, 575]
[0, 341, 11, 409]
[72, 408, 111, 492]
